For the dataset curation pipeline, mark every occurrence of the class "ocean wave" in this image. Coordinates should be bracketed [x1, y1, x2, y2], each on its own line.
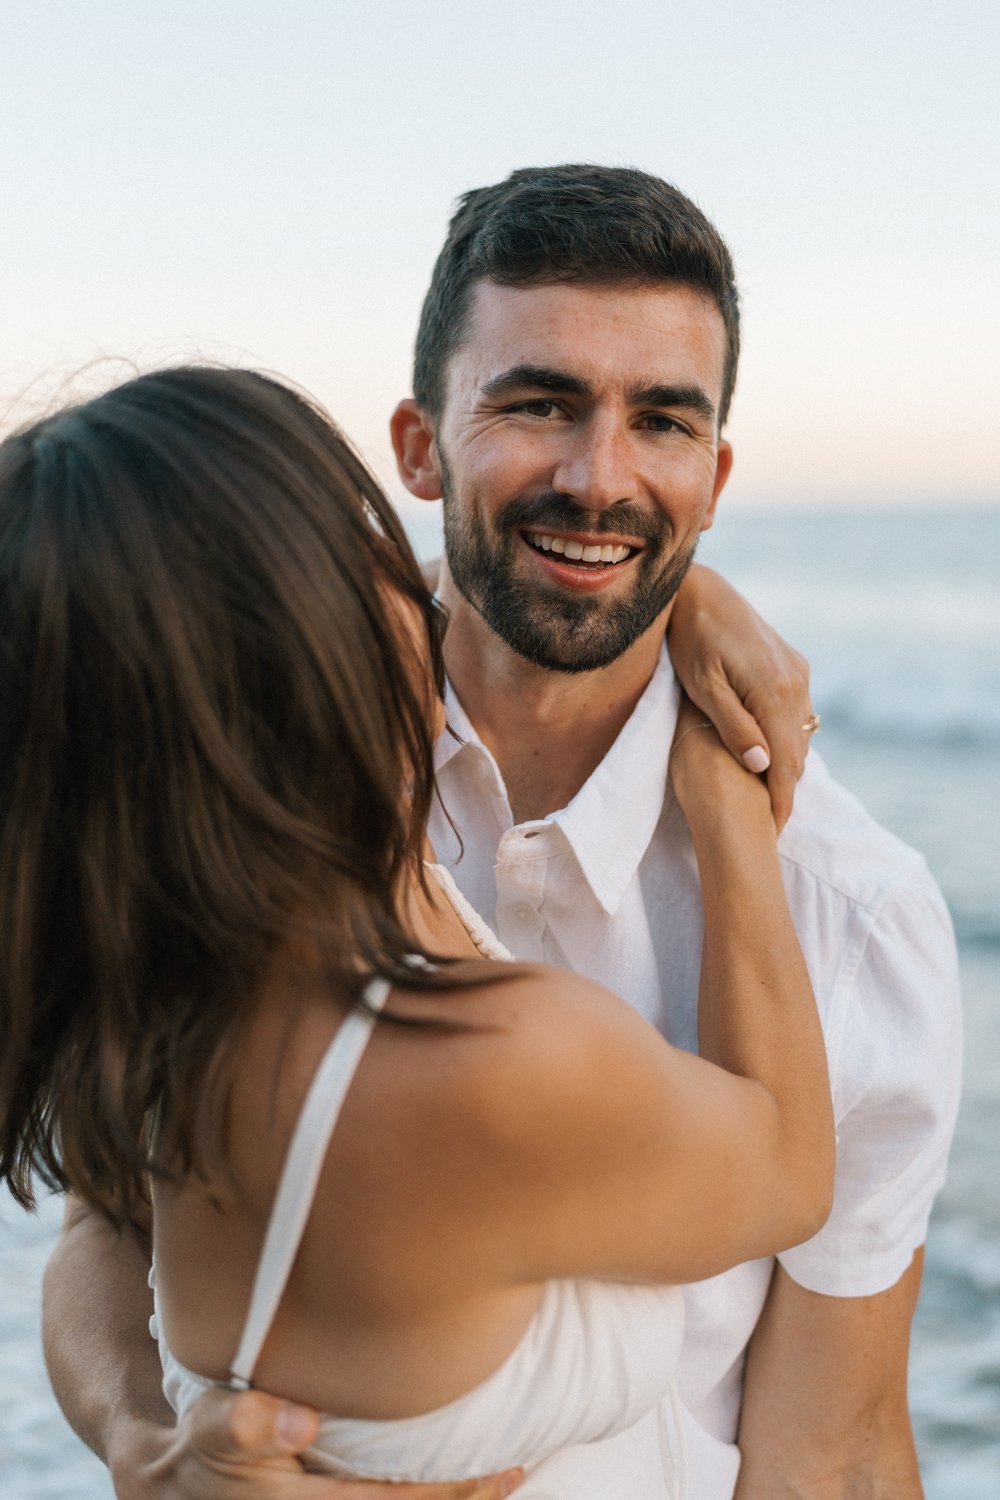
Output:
[954, 921, 1000, 953]
[816, 697, 1000, 749]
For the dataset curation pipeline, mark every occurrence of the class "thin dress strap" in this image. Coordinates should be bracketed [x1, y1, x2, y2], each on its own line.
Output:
[228, 976, 392, 1389]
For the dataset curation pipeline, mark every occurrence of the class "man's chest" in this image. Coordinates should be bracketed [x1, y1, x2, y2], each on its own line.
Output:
[429, 791, 705, 1046]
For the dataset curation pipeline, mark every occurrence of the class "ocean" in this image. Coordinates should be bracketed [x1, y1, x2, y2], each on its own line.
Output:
[1, 505, 997, 1497]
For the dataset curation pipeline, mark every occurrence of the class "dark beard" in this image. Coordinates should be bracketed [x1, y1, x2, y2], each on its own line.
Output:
[441, 471, 698, 673]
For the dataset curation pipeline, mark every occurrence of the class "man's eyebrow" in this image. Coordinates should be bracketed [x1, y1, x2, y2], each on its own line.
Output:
[628, 382, 716, 420]
[479, 365, 592, 400]
[479, 367, 716, 421]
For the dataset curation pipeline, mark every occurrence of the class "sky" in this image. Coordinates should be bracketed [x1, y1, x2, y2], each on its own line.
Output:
[2, 0, 998, 511]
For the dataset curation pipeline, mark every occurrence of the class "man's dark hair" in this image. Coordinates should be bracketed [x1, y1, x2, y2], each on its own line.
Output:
[414, 163, 741, 427]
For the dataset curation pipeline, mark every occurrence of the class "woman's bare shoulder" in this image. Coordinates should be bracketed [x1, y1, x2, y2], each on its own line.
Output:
[224, 957, 669, 1204]
[363, 964, 673, 1187]
[382, 962, 653, 1092]
[222, 963, 610, 1173]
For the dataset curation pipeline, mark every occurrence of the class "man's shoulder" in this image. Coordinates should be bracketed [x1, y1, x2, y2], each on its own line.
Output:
[775, 751, 937, 919]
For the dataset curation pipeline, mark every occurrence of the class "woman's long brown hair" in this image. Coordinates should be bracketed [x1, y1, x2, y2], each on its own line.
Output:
[0, 367, 454, 1223]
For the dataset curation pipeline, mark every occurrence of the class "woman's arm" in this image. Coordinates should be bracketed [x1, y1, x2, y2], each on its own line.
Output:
[434, 705, 834, 1286]
[668, 563, 813, 829]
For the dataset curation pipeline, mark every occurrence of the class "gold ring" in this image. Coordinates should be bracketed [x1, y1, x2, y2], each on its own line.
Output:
[802, 713, 821, 734]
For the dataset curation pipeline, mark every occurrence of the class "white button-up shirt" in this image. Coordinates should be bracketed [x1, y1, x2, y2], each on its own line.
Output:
[429, 646, 961, 1499]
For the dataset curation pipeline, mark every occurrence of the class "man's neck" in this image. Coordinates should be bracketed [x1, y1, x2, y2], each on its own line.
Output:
[440, 574, 668, 824]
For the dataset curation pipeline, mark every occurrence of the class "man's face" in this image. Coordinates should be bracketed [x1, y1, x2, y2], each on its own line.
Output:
[430, 279, 732, 672]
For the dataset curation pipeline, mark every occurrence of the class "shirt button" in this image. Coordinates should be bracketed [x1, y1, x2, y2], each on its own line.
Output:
[511, 903, 535, 925]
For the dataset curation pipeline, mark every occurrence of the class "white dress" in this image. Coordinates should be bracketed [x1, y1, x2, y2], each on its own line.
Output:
[153, 867, 688, 1498]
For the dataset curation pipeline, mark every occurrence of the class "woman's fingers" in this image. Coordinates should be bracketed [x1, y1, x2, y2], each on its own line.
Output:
[684, 656, 813, 833]
[689, 679, 773, 776]
[667, 563, 814, 830]
[741, 657, 813, 832]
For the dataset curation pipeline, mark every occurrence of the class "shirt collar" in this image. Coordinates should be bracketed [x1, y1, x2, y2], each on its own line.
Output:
[436, 680, 479, 773]
[549, 648, 680, 914]
[435, 647, 681, 916]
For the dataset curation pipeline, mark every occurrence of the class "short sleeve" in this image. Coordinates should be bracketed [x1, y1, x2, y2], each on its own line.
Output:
[779, 865, 962, 1297]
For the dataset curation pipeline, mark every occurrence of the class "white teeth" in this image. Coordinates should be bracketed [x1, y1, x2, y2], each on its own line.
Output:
[526, 533, 633, 565]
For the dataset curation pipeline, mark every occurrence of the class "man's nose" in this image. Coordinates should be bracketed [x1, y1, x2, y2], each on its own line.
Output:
[549, 418, 640, 511]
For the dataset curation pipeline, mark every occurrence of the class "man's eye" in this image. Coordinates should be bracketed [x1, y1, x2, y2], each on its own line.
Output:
[512, 400, 557, 418]
[643, 414, 685, 433]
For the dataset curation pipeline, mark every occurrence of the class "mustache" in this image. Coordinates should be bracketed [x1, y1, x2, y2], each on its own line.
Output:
[496, 492, 668, 544]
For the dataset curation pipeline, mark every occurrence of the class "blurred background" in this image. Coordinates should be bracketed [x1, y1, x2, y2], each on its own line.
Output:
[1, 3, 997, 1495]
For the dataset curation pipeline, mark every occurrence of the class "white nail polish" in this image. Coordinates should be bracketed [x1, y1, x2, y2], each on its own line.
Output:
[743, 746, 770, 773]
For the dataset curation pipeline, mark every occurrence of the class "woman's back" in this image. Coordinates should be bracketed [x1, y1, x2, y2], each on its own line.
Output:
[152, 934, 687, 1492]
[151, 876, 565, 1421]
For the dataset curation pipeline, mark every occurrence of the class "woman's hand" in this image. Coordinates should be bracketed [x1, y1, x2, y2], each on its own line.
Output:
[669, 696, 773, 834]
[668, 564, 814, 831]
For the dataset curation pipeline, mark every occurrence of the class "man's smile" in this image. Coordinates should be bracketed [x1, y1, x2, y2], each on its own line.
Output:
[517, 527, 645, 592]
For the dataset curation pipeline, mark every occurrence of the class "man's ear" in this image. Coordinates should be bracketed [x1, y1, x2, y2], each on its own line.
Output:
[700, 439, 733, 533]
[390, 400, 443, 501]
